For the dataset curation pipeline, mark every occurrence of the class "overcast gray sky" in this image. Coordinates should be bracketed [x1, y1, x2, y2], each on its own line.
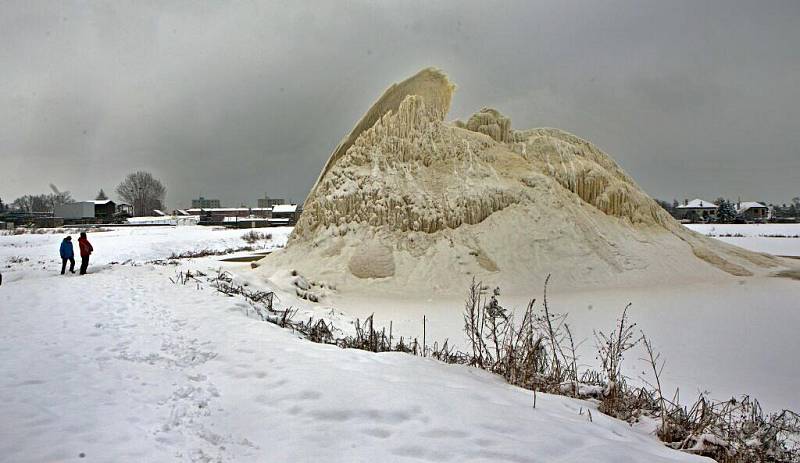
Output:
[2, 0, 799, 208]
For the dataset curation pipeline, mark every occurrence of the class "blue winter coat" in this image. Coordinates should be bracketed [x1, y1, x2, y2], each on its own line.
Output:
[60, 239, 74, 259]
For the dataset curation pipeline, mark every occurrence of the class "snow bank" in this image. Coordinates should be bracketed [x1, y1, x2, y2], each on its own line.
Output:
[127, 215, 200, 226]
[0, 238, 705, 462]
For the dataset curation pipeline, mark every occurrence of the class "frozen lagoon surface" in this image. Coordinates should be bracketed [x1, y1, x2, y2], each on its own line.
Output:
[685, 223, 800, 257]
[311, 224, 800, 411]
[2, 224, 798, 461]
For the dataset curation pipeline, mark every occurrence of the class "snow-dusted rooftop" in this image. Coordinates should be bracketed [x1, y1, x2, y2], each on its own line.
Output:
[271, 204, 297, 213]
[222, 216, 272, 222]
[736, 201, 767, 213]
[676, 199, 718, 209]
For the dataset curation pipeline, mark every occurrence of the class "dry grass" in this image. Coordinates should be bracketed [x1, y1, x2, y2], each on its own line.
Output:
[241, 230, 272, 244]
[173, 269, 800, 462]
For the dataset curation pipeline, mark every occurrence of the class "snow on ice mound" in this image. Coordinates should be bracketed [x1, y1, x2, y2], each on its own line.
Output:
[262, 68, 784, 294]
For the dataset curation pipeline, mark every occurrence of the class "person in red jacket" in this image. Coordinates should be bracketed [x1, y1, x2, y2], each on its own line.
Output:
[78, 232, 94, 275]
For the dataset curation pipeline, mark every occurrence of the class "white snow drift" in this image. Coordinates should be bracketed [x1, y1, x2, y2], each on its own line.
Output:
[0, 227, 707, 462]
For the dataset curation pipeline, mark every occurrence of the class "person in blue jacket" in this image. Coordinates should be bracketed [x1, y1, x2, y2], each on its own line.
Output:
[60, 236, 76, 275]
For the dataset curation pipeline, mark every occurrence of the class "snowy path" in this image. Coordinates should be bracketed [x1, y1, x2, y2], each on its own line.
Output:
[1, 260, 704, 462]
[1, 266, 228, 461]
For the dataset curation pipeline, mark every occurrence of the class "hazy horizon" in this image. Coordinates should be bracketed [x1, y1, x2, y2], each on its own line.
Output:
[2, 1, 799, 208]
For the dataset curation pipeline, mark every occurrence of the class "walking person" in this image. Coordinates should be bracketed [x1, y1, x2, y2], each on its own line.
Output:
[78, 232, 94, 275]
[59, 236, 76, 275]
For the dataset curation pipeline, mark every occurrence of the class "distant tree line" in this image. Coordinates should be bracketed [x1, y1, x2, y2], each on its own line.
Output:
[2, 171, 167, 217]
[9, 192, 74, 213]
[655, 196, 800, 223]
[771, 197, 800, 220]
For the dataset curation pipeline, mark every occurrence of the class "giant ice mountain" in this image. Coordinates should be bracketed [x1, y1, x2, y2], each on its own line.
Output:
[261, 68, 781, 294]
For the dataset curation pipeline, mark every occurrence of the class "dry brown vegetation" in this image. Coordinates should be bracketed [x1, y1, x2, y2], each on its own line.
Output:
[241, 230, 272, 244]
[173, 269, 800, 462]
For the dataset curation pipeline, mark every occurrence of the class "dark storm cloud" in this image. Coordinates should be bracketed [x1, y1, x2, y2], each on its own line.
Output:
[2, 0, 799, 207]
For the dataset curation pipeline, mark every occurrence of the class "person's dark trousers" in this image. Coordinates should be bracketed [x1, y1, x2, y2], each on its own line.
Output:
[61, 257, 75, 275]
[80, 256, 89, 275]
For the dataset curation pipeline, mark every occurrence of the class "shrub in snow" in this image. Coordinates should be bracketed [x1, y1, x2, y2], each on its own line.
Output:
[241, 230, 272, 245]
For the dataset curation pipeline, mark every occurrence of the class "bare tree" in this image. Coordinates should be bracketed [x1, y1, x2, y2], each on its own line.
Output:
[12, 192, 72, 213]
[11, 195, 34, 212]
[115, 171, 166, 216]
[48, 184, 74, 209]
[45, 192, 72, 211]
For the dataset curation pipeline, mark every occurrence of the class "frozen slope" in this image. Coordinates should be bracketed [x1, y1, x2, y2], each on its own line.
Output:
[260, 68, 786, 296]
[258, 224, 800, 413]
[0, 230, 706, 462]
[329, 275, 800, 413]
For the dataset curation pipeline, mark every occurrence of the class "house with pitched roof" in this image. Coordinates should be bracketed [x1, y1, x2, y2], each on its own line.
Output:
[736, 201, 769, 222]
[675, 198, 718, 222]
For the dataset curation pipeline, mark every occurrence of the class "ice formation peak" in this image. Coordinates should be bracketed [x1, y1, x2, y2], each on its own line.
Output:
[462, 107, 513, 142]
[263, 69, 781, 291]
[307, 67, 455, 201]
[293, 69, 669, 244]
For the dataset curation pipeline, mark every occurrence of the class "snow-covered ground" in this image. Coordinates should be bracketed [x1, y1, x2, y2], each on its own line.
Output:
[336, 276, 800, 411]
[0, 226, 705, 462]
[685, 223, 800, 257]
[0, 225, 290, 267]
[319, 224, 800, 413]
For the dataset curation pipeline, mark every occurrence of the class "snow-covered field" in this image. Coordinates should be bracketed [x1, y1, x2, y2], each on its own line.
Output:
[685, 223, 800, 257]
[338, 276, 800, 411]
[324, 224, 800, 413]
[0, 226, 287, 267]
[0, 226, 705, 462]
